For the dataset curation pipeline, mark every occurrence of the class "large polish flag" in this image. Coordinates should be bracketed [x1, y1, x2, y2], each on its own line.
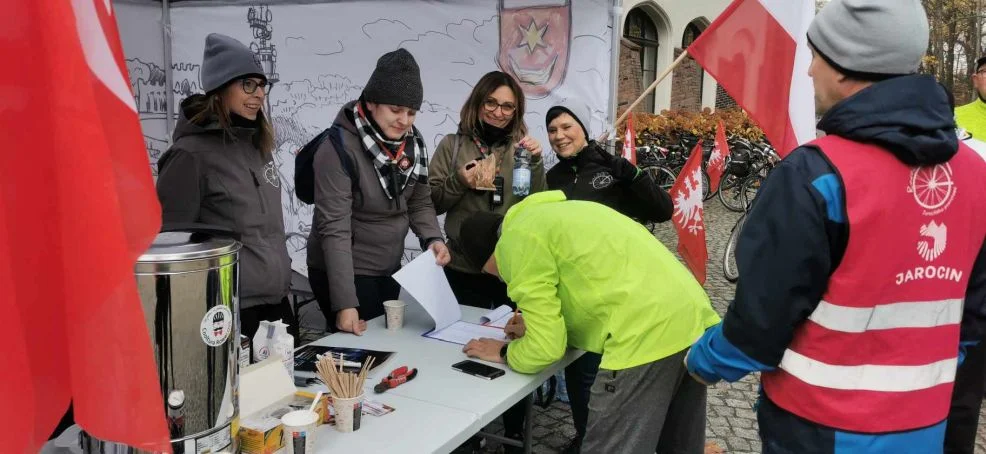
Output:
[688, 0, 816, 157]
[0, 0, 170, 451]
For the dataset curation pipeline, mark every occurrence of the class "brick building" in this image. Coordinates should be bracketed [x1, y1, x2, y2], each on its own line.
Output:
[617, 0, 734, 116]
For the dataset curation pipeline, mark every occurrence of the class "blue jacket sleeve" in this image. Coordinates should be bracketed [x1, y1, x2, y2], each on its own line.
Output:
[691, 148, 845, 379]
[687, 323, 774, 383]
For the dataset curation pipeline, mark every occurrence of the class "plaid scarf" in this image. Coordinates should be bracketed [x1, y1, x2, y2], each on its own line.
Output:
[351, 102, 428, 200]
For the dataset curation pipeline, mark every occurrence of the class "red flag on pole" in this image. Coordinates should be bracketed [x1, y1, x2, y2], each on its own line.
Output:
[671, 142, 709, 284]
[0, 1, 170, 451]
[621, 112, 637, 165]
[687, 0, 816, 157]
[707, 121, 731, 193]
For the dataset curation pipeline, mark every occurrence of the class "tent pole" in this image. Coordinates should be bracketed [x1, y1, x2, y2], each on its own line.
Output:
[605, 0, 623, 148]
[163, 0, 175, 143]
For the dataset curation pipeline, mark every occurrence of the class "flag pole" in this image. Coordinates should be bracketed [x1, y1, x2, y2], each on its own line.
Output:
[603, 49, 691, 140]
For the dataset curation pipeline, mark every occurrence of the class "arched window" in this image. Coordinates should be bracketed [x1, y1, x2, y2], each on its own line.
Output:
[683, 22, 703, 48]
[624, 8, 659, 112]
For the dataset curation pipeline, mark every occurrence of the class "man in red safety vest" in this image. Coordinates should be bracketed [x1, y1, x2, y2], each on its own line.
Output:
[685, 0, 986, 452]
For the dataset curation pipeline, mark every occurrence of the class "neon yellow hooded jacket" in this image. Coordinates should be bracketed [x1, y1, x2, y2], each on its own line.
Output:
[498, 191, 720, 373]
[956, 97, 986, 141]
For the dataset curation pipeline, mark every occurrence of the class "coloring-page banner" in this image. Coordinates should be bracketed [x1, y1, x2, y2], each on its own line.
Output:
[114, 0, 613, 275]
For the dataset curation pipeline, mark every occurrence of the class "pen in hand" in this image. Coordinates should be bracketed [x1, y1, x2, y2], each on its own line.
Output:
[504, 308, 523, 340]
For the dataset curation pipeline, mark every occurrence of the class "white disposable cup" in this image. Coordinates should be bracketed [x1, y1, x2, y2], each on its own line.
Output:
[281, 410, 318, 454]
[332, 393, 365, 432]
[383, 300, 406, 331]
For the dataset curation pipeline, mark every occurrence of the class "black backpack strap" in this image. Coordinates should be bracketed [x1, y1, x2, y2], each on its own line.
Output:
[327, 125, 362, 207]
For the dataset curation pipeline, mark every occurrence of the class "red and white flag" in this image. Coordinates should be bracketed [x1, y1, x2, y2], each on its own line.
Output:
[621, 112, 637, 165]
[707, 121, 731, 193]
[671, 142, 709, 284]
[0, 1, 170, 451]
[688, 0, 816, 157]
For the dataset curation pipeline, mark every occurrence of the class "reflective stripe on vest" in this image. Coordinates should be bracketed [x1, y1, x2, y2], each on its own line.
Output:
[761, 136, 986, 433]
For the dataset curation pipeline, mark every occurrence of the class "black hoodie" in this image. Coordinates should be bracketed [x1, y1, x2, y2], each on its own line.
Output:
[715, 75, 986, 370]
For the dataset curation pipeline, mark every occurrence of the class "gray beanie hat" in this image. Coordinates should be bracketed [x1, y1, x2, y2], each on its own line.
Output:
[807, 0, 929, 77]
[362, 49, 423, 111]
[546, 99, 593, 139]
[201, 33, 265, 93]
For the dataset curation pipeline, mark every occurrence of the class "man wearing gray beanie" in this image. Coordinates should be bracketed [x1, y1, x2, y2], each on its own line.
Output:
[685, 1, 986, 452]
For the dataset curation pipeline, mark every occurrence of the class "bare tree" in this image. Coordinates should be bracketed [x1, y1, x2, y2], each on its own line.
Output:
[923, 0, 984, 103]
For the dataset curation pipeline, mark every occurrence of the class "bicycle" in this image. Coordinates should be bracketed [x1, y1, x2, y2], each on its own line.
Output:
[720, 147, 779, 282]
[717, 145, 777, 212]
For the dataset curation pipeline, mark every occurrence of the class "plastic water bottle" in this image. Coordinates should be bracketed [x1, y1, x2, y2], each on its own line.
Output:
[512, 145, 531, 196]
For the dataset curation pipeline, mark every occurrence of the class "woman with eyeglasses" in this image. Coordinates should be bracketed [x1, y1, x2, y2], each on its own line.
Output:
[428, 70, 544, 451]
[429, 70, 544, 311]
[157, 33, 294, 342]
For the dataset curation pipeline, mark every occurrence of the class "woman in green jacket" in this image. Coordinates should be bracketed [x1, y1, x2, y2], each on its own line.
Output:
[427, 70, 544, 452]
[428, 71, 545, 308]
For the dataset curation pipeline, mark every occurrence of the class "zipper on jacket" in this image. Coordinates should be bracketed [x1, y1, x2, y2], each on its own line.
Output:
[250, 169, 267, 214]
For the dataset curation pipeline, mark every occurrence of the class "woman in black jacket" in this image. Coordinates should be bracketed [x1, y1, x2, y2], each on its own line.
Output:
[545, 102, 672, 223]
[545, 100, 673, 454]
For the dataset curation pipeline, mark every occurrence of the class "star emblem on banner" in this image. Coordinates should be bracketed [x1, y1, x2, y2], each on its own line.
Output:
[517, 18, 548, 54]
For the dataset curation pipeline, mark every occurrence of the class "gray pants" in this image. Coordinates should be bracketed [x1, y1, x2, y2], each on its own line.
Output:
[581, 349, 707, 454]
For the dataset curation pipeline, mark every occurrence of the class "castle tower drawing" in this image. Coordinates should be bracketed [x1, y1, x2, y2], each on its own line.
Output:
[248, 5, 279, 112]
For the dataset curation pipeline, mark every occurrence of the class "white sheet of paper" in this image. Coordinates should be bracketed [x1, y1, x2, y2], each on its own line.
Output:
[392, 249, 461, 330]
[424, 320, 508, 345]
[480, 305, 515, 328]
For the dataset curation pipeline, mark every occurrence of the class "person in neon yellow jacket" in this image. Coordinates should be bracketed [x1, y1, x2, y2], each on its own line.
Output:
[459, 190, 719, 454]
[955, 57, 986, 140]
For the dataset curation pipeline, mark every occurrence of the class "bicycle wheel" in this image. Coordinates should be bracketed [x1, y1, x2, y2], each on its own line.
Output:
[702, 169, 713, 200]
[643, 165, 677, 191]
[739, 175, 763, 211]
[722, 213, 746, 283]
[718, 173, 748, 212]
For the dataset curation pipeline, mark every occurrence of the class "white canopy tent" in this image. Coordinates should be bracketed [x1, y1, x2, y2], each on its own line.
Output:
[113, 0, 623, 273]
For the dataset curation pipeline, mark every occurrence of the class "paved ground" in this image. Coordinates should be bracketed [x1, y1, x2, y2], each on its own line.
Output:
[299, 198, 986, 453]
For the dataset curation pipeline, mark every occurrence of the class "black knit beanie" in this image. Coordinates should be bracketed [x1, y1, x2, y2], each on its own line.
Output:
[459, 212, 504, 268]
[362, 48, 423, 111]
[546, 105, 590, 140]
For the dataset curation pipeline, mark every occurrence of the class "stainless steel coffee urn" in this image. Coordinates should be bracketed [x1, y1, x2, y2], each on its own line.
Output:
[82, 226, 241, 453]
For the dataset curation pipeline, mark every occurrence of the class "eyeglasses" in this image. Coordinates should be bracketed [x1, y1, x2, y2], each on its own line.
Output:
[241, 78, 267, 94]
[483, 98, 517, 115]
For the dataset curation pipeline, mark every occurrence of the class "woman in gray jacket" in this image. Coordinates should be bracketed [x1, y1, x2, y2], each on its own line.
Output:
[306, 49, 450, 335]
[156, 33, 294, 341]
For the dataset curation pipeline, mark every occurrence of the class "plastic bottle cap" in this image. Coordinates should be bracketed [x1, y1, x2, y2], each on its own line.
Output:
[168, 390, 185, 408]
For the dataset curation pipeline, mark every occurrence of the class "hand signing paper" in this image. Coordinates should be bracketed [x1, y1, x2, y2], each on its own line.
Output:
[503, 312, 525, 340]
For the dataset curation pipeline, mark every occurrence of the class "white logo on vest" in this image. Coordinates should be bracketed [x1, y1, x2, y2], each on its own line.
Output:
[917, 220, 947, 261]
[896, 220, 961, 285]
[908, 163, 955, 216]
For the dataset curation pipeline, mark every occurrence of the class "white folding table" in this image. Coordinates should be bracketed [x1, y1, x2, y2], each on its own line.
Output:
[302, 304, 582, 453]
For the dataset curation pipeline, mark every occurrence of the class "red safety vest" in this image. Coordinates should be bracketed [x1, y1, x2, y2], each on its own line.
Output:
[761, 135, 986, 433]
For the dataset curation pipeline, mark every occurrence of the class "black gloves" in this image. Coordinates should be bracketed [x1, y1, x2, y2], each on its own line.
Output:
[588, 143, 639, 184]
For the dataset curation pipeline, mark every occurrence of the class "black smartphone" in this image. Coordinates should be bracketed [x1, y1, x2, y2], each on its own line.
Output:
[452, 360, 506, 380]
